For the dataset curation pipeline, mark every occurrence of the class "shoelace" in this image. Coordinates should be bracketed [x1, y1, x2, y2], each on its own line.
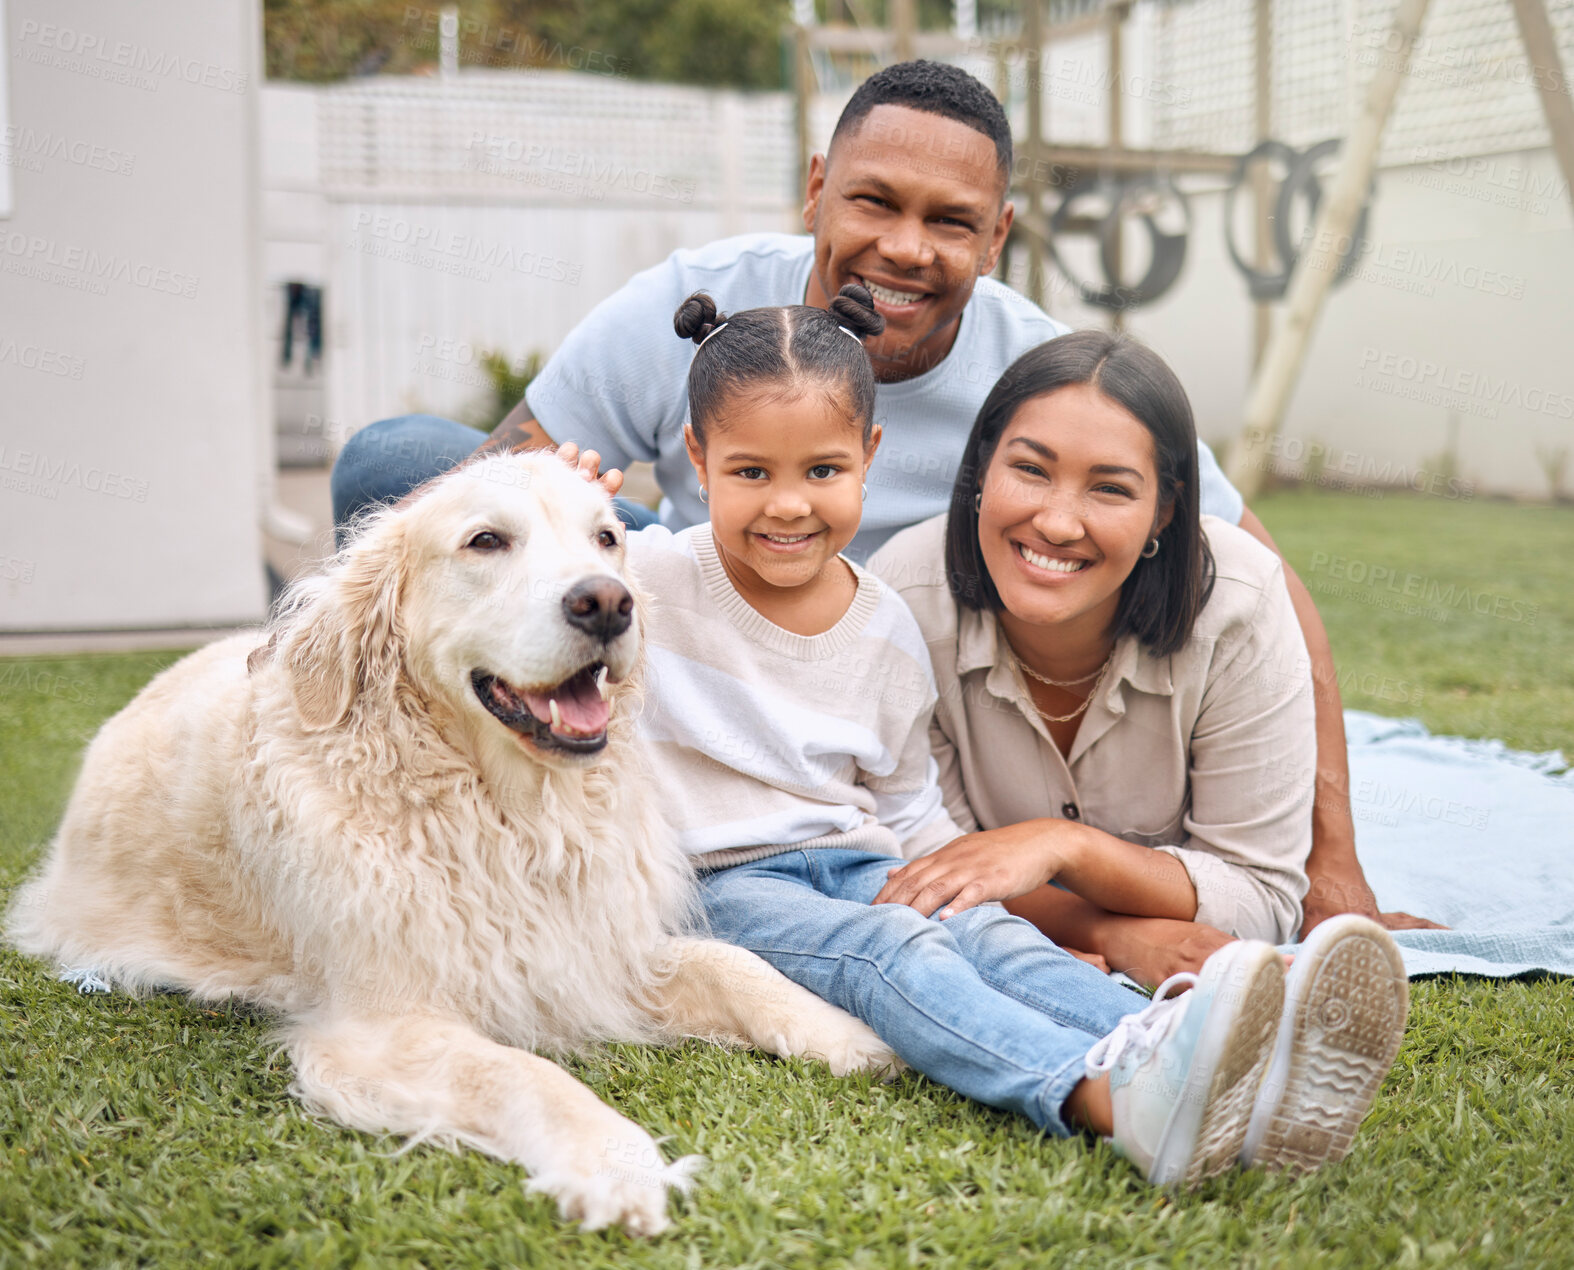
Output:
[1083, 971, 1200, 1077]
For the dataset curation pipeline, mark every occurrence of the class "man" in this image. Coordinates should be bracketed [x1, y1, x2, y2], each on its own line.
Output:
[331, 60, 1438, 952]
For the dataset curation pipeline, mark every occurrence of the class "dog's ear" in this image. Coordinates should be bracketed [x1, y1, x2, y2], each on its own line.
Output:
[280, 521, 407, 731]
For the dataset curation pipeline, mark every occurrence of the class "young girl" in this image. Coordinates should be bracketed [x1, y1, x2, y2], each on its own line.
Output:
[614, 285, 1360, 1189]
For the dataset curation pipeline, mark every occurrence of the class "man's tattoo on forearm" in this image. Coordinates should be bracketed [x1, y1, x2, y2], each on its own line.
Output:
[483, 417, 546, 453]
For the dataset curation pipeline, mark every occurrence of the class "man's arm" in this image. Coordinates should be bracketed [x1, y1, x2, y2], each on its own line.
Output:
[1004, 888, 1237, 990]
[382, 400, 562, 513]
[475, 398, 558, 456]
[1236, 506, 1444, 936]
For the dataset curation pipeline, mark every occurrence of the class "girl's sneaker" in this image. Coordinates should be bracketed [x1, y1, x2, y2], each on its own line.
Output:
[1239, 913, 1409, 1173]
[1085, 940, 1284, 1189]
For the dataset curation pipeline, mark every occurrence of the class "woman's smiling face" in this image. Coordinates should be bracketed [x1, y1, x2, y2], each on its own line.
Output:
[978, 382, 1171, 635]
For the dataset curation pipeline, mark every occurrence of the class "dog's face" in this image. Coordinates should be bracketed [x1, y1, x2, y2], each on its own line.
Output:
[396, 453, 641, 764]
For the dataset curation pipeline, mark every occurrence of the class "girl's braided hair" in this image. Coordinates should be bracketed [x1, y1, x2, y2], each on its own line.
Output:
[673, 283, 885, 445]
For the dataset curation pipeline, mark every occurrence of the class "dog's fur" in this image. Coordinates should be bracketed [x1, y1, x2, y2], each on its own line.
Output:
[6, 452, 898, 1235]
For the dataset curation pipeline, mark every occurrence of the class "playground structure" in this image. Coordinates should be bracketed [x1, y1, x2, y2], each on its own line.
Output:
[790, 0, 1574, 497]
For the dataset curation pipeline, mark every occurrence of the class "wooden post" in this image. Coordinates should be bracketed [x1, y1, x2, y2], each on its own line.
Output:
[892, 0, 917, 63]
[1225, 0, 1433, 498]
[1252, 0, 1272, 369]
[1506, 0, 1574, 208]
[1108, 3, 1126, 331]
[794, 23, 812, 202]
[1024, 0, 1045, 308]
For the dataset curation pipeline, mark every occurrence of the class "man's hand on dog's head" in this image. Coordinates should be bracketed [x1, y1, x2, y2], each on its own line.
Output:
[553, 442, 624, 498]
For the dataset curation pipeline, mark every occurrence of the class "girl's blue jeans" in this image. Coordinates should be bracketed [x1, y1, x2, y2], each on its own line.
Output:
[698, 848, 1147, 1136]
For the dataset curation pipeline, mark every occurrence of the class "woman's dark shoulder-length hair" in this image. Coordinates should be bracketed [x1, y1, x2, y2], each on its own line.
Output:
[944, 330, 1216, 659]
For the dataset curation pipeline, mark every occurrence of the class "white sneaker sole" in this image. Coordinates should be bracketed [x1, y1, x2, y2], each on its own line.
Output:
[1240, 914, 1409, 1173]
[1149, 941, 1285, 1189]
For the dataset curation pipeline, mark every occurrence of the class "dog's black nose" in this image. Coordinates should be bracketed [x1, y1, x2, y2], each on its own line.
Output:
[562, 577, 633, 641]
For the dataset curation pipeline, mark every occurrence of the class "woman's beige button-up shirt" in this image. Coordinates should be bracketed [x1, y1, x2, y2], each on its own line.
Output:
[868, 513, 1315, 943]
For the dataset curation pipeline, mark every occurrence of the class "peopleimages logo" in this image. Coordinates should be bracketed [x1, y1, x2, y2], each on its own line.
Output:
[0, 233, 200, 298]
[14, 21, 250, 93]
[464, 134, 697, 204]
[348, 213, 582, 285]
[1349, 20, 1567, 94]
[0, 126, 135, 176]
[1308, 551, 1538, 626]
[400, 6, 630, 76]
[0, 339, 86, 379]
[1303, 230, 1527, 300]
[1357, 348, 1574, 420]
[0, 446, 150, 502]
[0, 555, 38, 585]
[1240, 429, 1474, 500]
[1406, 146, 1567, 215]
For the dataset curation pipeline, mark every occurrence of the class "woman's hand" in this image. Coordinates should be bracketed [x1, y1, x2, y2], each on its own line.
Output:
[553, 441, 625, 498]
[872, 820, 1078, 919]
[1094, 916, 1239, 990]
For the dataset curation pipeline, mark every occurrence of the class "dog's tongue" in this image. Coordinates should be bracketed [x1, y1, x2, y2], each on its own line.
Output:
[522, 671, 609, 737]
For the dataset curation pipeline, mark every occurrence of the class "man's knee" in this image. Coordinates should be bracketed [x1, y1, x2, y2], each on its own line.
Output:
[335, 414, 468, 483]
[330, 414, 483, 531]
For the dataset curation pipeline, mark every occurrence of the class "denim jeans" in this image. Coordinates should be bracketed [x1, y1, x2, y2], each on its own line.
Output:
[699, 849, 1147, 1136]
[329, 414, 661, 548]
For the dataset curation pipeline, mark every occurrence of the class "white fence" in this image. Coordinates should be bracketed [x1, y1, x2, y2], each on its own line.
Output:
[262, 73, 804, 448]
[262, 1, 1574, 497]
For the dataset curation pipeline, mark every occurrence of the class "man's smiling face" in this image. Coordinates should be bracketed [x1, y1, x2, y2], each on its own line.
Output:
[802, 103, 1013, 384]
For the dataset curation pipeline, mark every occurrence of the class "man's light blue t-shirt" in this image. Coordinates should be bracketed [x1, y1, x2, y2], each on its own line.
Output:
[526, 232, 1243, 560]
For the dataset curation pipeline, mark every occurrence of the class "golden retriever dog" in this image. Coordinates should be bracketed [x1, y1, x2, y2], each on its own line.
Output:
[7, 451, 899, 1235]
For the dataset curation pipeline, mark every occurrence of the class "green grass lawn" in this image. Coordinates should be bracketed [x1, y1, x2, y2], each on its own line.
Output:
[2, 492, 1571, 1267]
[1258, 489, 1574, 756]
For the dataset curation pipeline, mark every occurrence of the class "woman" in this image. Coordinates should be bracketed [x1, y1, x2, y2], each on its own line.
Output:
[867, 331, 1318, 988]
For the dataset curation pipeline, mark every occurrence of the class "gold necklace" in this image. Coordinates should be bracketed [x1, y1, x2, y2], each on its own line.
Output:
[1015, 649, 1114, 724]
[1014, 656, 1108, 689]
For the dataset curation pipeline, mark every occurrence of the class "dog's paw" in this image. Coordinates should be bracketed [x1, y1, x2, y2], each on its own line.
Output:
[801, 1013, 907, 1080]
[526, 1124, 702, 1236]
[753, 994, 907, 1080]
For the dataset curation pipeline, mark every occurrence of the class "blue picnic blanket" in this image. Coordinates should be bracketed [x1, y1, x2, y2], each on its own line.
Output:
[1290, 711, 1574, 978]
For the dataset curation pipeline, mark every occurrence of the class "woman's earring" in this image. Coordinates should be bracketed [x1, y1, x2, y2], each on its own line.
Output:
[1142, 537, 1160, 558]
[861, 483, 868, 503]
[974, 492, 982, 514]
[699, 485, 709, 504]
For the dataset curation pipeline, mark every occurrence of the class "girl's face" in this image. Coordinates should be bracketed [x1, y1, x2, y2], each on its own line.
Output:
[685, 386, 881, 594]
[978, 382, 1171, 636]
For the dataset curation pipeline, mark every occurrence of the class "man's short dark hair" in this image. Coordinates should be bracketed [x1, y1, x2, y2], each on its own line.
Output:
[830, 60, 1013, 178]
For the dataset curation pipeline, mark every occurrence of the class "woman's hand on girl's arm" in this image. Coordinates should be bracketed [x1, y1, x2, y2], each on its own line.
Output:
[872, 819, 1077, 918]
[873, 820, 1200, 922]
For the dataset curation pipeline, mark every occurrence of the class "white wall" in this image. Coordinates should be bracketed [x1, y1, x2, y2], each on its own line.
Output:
[1064, 150, 1574, 499]
[324, 201, 797, 435]
[0, 0, 268, 631]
